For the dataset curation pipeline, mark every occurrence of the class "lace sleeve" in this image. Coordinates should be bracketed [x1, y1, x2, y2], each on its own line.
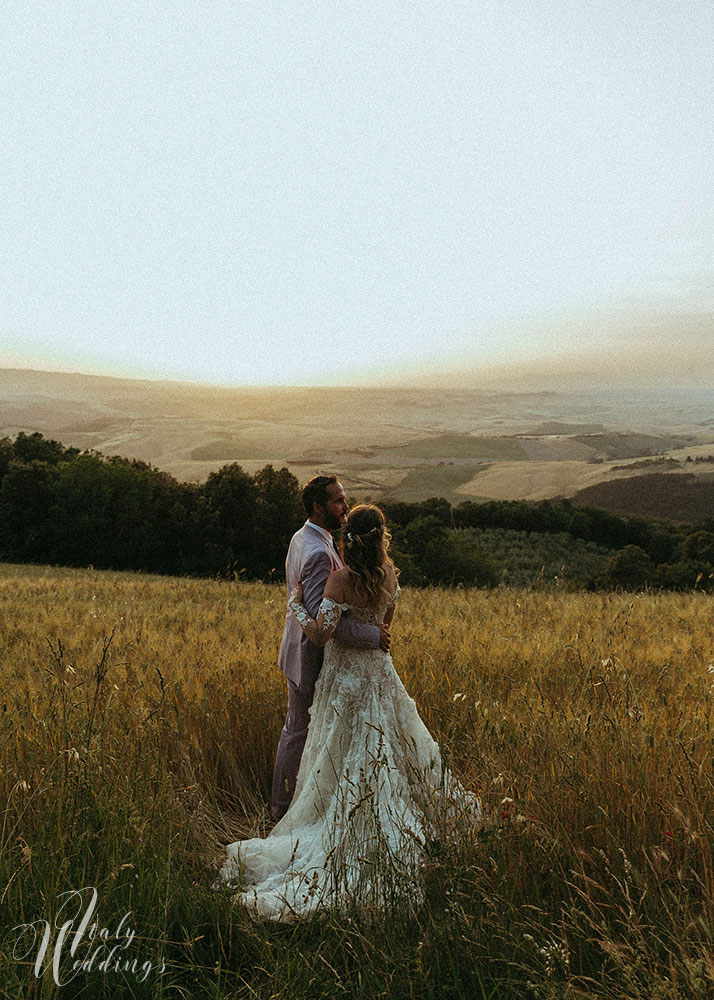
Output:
[289, 593, 347, 646]
[386, 584, 401, 613]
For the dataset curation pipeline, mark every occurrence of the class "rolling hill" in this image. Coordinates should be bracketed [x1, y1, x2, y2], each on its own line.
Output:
[1, 367, 713, 515]
[571, 472, 714, 524]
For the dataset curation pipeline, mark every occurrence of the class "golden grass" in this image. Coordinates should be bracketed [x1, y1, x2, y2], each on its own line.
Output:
[2, 563, 714, 998]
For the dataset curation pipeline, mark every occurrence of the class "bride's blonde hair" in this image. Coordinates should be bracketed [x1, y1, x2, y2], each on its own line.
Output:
[341, 504, 398, 607]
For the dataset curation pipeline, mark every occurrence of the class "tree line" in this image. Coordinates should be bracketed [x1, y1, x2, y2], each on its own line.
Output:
[2, 431, 713, 590]
[0, 432, 302, 579]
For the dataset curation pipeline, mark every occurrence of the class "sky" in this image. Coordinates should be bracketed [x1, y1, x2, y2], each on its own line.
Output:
[1, 1, 713, 387]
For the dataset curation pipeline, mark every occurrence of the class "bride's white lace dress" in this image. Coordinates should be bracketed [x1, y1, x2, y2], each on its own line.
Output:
[219, 590, 476, 921]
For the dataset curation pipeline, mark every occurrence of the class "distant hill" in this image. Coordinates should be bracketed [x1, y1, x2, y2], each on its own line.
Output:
[572, 472, 714, 524]
[571, 432, 692, 460]
[530, 421, 605, 435]
[1, 368, 713, 507]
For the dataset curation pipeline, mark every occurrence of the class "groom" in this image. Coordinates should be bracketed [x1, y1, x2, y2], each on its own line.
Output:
[271, 475, 390, 819]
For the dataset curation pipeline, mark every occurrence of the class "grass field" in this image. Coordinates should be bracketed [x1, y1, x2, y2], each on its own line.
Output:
[571, 433, 691, 461]
[385, 464, 486, 503]
[2, 564, 714, 998]
[376, 434, 528, 461]
[189, 438, 281, 462]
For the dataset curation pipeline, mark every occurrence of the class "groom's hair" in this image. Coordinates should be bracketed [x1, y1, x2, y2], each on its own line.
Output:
[302, 475, 338, 516]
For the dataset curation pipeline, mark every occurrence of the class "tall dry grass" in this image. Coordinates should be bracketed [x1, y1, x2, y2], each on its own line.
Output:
[1, 562, 713, 998]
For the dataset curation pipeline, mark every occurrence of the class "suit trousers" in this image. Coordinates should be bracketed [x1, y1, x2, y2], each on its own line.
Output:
[271, 679, 313, 819]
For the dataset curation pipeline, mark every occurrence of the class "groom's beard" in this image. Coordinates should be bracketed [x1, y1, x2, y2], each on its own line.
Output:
[323, 512, 344, 533]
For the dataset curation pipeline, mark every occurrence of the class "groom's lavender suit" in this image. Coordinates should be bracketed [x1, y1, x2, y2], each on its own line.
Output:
[271, 520, 380, 818]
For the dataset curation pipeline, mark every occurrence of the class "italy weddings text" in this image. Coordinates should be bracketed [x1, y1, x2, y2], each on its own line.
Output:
[11, 886, 166, 985]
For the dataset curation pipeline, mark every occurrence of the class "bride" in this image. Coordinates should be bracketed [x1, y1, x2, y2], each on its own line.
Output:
[218, 503, 479, 921]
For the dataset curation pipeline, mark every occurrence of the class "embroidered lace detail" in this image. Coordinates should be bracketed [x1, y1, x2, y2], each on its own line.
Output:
[317, 596, 346, 630]
[289, 598, 312, 629]
[288, 596, 347, 636]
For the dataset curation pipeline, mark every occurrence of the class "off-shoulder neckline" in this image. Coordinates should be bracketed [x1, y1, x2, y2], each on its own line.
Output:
[321, 584, 399, 613]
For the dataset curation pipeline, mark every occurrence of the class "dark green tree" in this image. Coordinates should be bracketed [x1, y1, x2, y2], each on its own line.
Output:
[252, 465, 303, 580]
[202, 464, 259, 576]
[404, 516, 449, 559]
[598, 545, 654, 591]
[568, 509, 593, 541]
[402, 516, 498, 588]
[50, 455, 152, 568]
[13, 431, 76, 465]
[652, 560, 710, 592]
[0, 437, 13, 481]
[0, 459, 59, 562]
[420, 533, 499, 587]
[681, 530, 714, 566]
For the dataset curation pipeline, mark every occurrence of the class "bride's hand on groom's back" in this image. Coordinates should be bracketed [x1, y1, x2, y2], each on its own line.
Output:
[378, 624, 391, 652]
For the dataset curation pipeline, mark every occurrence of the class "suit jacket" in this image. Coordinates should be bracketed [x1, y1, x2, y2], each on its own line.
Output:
[278, 521, 380, 693]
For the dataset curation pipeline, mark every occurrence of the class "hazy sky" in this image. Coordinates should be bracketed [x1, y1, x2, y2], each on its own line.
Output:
[1, 1, 712, 386]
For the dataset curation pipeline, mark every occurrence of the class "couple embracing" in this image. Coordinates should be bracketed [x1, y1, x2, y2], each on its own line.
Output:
[272, 475, 394, 820]
[219, 475, 477, 921]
